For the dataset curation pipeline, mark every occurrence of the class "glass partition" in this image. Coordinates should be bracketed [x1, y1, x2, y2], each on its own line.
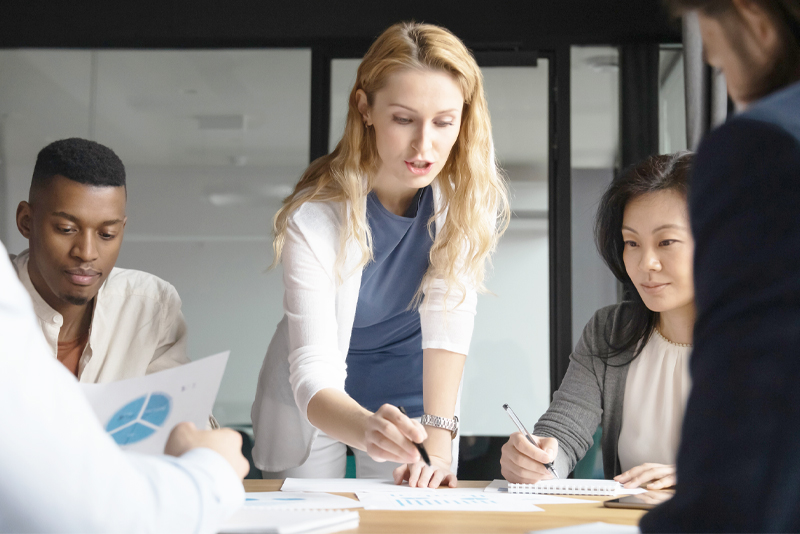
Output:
[0, 49, 312, 425]
[659, 46, 688, 154]
[570, 46, 620, 346]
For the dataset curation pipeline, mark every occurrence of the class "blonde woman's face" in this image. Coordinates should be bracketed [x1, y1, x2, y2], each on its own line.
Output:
[359, 69, 464, 197]
[621, 189, 695, 314]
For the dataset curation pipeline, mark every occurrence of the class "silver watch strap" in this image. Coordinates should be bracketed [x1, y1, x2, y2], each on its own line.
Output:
[420, 414, 459, 439]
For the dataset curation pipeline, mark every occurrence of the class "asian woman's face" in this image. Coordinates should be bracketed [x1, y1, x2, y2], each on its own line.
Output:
[357, 69, 464, 198]
[621, 189, 695, 314]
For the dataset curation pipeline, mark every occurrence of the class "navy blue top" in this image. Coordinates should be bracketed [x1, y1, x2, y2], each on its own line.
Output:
[344, 186, 434, 418]
[641, 81, 800, 532]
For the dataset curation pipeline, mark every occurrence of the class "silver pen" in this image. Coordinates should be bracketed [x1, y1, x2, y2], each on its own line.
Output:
[502, 403, 559, 479]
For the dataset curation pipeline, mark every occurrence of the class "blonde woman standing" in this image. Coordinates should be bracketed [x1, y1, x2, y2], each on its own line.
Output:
[251, 22, 508, 488]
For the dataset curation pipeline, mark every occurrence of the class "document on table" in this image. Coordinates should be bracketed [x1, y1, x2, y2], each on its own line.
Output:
[81, 352, 229, 455]
[244, 492, 363, 510]
[529, 522, 640, 534]
[282, 478, 417, 493]
[485, 479, 647, 496]
[218, 509, 359, 534]
[355, 491, 545, 512]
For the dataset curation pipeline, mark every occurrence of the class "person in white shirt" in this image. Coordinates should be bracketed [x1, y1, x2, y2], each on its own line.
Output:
[0, 238, 249, 533]
[252, 22, 509, 488]
[12, 138, 191, 383]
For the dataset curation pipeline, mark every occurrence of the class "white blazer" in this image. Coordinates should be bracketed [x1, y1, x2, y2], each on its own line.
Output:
[251, 181, 478, 472]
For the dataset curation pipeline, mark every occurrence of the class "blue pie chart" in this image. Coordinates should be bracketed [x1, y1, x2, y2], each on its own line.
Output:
[106, 392, 172, 445]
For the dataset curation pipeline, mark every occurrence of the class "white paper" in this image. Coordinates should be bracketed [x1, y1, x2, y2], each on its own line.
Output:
[484, 479, 511, 492]
[244, 492, 363, 510]
[218, 509, 360, 534]
[355, 491, 545, 512]
[529, 522, 640, 534]
[486, 479, 647, 496]
[282, 478, 424, 493]
[81, 352, 229, 454]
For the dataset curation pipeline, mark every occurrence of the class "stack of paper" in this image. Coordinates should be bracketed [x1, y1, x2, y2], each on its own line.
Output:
[354, 490, 547, 512]
[280, 478, 590, 512]
[244, 492, 362, 510]
[218, 509, 359, 534]
[528, 522, 640, 533]
[281, 478, 403, 493]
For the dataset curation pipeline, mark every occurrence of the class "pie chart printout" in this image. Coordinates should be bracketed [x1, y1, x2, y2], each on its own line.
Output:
[106, 392, 172, 445]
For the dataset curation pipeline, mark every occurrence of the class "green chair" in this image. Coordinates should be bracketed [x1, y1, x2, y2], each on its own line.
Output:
[571, 426, 604, 479]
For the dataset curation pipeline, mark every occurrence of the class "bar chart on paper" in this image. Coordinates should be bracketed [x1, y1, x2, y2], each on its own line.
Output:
[355, 492, 545, 512]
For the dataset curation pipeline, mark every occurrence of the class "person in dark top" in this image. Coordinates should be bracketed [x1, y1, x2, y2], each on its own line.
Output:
[641, 0, 800, 531]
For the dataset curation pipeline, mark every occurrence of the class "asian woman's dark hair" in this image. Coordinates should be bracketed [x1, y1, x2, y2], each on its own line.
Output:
[594, 152, 694, 364]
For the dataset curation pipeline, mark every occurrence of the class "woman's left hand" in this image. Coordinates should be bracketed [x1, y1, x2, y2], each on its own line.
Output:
[392, 454, 457, 488]
[614, 463, 676, 489]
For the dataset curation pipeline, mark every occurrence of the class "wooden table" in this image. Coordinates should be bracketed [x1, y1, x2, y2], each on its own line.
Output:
[244, 480, 646, 533]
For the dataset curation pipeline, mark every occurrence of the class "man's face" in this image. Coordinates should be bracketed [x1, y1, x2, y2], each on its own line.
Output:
[17, 175, 127, 310]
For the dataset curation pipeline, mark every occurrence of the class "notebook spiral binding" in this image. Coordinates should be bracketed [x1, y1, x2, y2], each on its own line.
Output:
[508, 480, 621, 496]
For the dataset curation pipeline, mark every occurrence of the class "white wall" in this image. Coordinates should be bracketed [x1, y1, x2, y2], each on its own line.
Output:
[461, 218, 550, 435]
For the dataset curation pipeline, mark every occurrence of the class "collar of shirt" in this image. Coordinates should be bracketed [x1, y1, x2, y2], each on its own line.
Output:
[10, 249, 190, 383]
[11, 250, 98, 366]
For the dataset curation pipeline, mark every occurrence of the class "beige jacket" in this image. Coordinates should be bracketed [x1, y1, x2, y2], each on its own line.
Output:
[11, 249, 190, 383]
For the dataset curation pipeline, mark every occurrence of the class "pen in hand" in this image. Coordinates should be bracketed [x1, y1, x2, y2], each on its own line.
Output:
[398, 406, 431, 466]
[502, 403, 559, 479]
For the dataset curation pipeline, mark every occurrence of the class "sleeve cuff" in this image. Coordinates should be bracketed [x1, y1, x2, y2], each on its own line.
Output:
[178, 448, 245, 518]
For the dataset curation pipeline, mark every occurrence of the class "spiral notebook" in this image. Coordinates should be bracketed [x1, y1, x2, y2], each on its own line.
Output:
[509, 479, 622, 496]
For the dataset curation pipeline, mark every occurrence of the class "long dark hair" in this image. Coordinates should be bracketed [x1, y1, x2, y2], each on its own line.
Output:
[594, 152, 694, 363]
[664, 0, 800, 100]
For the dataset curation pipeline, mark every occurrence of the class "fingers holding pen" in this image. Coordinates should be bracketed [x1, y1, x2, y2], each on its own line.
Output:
[512, 432, 558, 464]
[500, 432, 558, 484]
[364, 404, 427, 463]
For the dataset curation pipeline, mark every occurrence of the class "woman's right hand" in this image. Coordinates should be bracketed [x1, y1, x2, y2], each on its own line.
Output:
[500, 432, 559, 484]
[364, 404, 428, 464]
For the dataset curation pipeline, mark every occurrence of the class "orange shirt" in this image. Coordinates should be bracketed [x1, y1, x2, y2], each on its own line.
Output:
[57, 331, 89, 378]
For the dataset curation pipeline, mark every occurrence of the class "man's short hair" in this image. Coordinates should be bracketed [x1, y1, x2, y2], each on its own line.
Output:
[31, 138, 126, 191]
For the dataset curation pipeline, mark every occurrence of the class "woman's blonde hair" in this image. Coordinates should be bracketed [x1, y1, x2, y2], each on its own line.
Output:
[273, 21, 510, 302]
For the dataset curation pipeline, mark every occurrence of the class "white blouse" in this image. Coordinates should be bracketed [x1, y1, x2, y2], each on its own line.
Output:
[251, 180, 479, 472]
[617, 329, 692, 472]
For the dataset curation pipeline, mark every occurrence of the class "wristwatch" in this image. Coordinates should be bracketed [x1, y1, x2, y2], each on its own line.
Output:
[420, 414, 459, 439]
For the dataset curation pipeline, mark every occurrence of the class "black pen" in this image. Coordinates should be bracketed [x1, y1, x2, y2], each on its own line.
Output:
[398, 406, 431, 466]
[502, 403, 559, 479]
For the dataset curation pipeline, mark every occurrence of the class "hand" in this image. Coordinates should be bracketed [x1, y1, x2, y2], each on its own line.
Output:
[630, 490, 674, 505]
[165, 421, 250, 480]
[500, 432, 558, 484]
[364, 404, 427, 464]
[393, 454, 457, 488]
[614, 463, 675, 489]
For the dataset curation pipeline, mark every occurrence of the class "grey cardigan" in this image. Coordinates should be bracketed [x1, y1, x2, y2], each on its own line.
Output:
[533, 303, 639, 479]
